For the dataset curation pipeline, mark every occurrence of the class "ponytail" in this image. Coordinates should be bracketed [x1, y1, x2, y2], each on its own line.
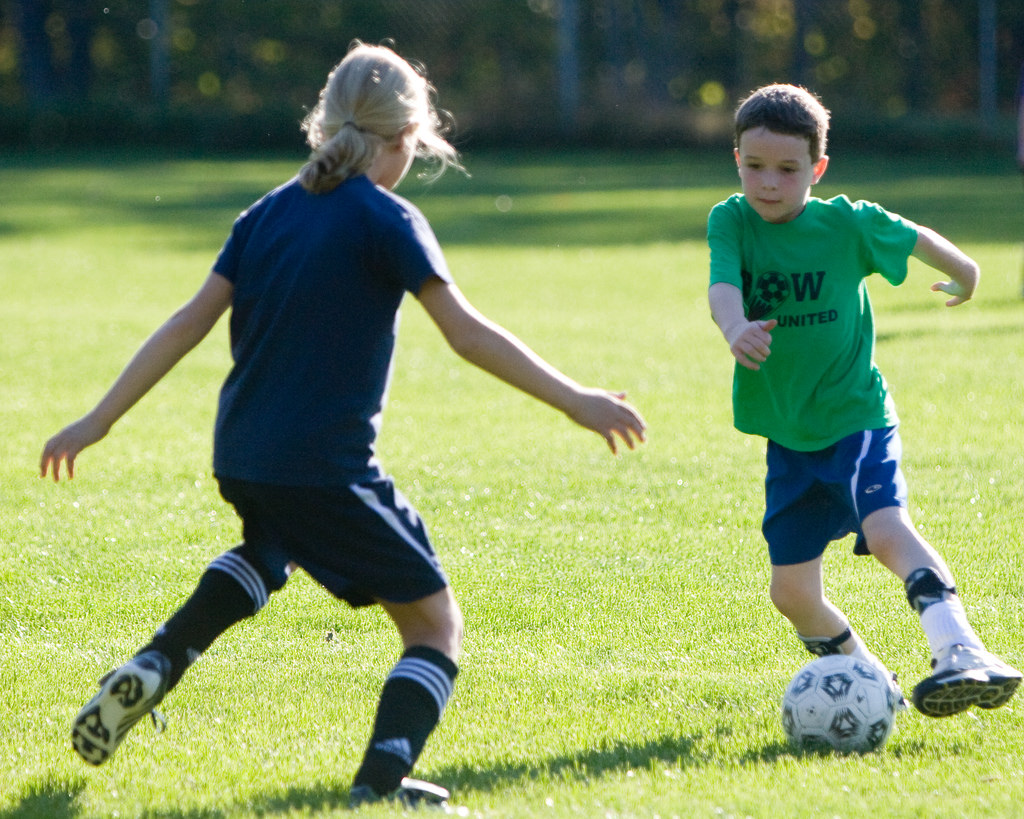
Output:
[299, 122, 383, 194]
[299, 42, 463, 194]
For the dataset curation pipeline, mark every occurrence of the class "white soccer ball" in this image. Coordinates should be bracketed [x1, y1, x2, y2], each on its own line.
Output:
[781, 654, 899, 753]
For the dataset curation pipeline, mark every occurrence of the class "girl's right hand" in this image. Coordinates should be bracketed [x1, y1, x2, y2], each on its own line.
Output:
[40, 414, 110, 481]
[566, 389, 647, 454]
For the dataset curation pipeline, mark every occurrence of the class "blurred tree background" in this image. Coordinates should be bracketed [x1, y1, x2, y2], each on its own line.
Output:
[1, 0, 1022, 153]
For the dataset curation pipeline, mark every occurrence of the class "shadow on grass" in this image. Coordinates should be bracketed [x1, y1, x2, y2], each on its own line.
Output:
[4, 732, 936, 816]
[739, 736, 931, 765]
[1, 734, 699, 817]
[0, 778, 86, 819]
[434, 732, 700, 793]
[3, 151, 1021, 249]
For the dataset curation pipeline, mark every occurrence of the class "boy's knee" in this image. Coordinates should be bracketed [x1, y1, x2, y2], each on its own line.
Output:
[770, 574, 814, 619]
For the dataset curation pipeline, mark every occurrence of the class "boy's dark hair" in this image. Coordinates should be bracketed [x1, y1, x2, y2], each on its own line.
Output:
[734, 84, 830, 161]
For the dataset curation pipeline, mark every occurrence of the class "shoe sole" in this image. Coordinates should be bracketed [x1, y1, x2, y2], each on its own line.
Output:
[397, 777, 451, 807]
[349, 778, 451, 809]
[71, 666, 166, 765]
[975, 673, 1022, 710]
[912, 670, 1021, 717]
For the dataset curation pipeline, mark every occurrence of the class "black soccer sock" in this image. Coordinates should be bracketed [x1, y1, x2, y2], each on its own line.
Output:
[140, 549, 271, 691]
[352, 646, 458, 796]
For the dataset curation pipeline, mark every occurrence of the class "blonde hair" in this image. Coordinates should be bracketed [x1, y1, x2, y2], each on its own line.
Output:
[299, 42, 463, 194]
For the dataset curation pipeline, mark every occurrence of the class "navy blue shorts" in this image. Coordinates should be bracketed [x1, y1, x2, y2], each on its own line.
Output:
[217, 476, 449, 608]
[762, 427, 908, 566]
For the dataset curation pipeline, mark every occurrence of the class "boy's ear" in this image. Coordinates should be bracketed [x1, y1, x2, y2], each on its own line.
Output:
[811, 155, 829, 183]
[734, 148, 741, 171]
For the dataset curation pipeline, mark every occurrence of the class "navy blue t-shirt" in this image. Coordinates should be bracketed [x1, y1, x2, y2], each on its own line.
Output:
[211, 174, 452, 487]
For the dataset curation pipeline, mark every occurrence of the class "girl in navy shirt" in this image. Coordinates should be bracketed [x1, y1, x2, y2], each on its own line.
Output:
[42, 42, 646, 808]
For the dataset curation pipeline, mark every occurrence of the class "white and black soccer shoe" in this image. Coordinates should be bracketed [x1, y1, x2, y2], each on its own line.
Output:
[912, 644, 1022, 717]
[71, 650, 170, 765]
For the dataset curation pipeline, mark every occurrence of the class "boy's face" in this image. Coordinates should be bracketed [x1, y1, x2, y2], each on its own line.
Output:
[735, 126, 828, 224]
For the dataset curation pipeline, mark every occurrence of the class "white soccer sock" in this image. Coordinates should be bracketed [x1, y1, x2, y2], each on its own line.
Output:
[919, 597, 984, 656]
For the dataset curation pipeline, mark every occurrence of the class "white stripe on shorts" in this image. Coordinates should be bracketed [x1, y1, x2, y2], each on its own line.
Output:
[350, 483, 434, 564]
[849, 430, 872, 521]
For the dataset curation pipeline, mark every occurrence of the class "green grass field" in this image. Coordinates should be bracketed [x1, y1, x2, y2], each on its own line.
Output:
[1, 148, 1022, 818]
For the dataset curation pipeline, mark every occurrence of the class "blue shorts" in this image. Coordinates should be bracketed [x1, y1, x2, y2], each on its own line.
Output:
[217, 476, 449, 607]
[762, 427, 908, 566]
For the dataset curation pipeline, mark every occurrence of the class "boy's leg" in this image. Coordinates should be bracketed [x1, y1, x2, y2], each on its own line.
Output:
[862, 507, 1021, 716]
[350, 587, 462, 806]
[773, 559, 908, 708]
[71, 545, 280, 765]
[771, 558, 858, 648]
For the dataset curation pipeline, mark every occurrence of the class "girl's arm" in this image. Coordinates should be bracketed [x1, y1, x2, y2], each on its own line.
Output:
[913, 226, 980, 307]
[708, 281, 777, 371]
[416, 277, 646, 453]
[41, 272, 234, 480]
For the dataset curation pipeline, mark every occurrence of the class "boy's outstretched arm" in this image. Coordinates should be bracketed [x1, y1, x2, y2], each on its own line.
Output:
[416, 277, 646, 454]
[913, 226, 980, 307]
[708, 282, 777, 371]
[40, 272, 234, 481]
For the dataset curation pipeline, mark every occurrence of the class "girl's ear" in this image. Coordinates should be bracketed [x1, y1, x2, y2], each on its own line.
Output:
[399, 122, 419, 146]
[811, 155, 829, 183]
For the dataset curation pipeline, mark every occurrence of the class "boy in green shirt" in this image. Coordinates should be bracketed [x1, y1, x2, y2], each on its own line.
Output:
[707, 83, 1020, 717]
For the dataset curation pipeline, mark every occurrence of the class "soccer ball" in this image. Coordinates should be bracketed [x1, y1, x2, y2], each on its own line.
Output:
[781, 654, 899, 753]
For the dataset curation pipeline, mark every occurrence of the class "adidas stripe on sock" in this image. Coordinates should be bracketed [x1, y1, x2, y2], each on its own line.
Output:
[353, 646, 458, 795]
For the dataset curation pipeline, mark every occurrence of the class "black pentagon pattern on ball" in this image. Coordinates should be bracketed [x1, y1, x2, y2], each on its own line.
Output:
[828, 707, 861, 741]
[791, 669, 816, 696]
[821, 671, 854, 702]
[865, 718, 891, 749]
[851, 661, 881, 681]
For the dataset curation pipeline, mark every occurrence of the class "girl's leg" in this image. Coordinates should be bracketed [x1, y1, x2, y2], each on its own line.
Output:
[72, 545, 281, 765]
[142, 548, 281, 688]
[380, 584, 464, 661]
[350, 587, 463, 803]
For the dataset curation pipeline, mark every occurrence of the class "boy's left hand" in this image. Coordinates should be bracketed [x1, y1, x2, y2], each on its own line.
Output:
[931, 279, 969, 307]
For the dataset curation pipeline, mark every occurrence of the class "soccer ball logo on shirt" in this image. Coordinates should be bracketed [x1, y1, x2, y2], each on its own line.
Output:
[743, 269, 791, 320]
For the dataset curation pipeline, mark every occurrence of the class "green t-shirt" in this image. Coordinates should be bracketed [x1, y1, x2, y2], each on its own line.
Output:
[707, 193, 919, 451]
